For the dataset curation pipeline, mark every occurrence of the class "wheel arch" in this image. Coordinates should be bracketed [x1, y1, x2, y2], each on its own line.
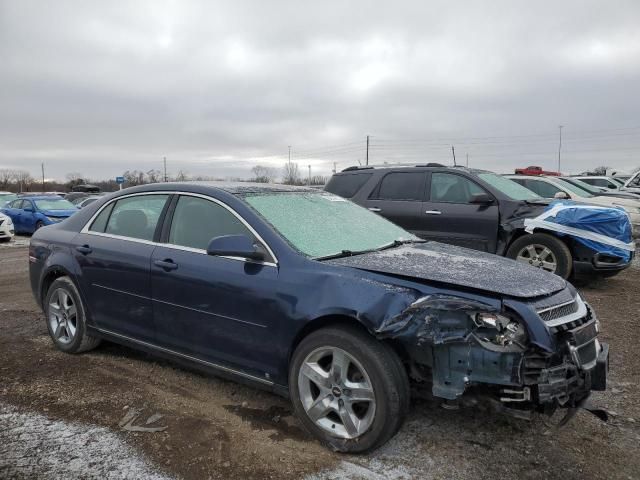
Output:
[287, 314, 410, 374]
[505, 228, 572, 253]
[40, 265, 74, 305]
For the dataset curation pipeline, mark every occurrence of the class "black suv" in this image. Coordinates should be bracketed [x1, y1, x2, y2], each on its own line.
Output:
[325, 164, 631, 279]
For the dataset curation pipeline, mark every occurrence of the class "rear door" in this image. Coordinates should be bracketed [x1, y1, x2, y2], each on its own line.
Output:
[4, 200, 24, 231]
[420, 172, 499, 252]
[72, 193, 171, 342]
[362, 171, 427, 235]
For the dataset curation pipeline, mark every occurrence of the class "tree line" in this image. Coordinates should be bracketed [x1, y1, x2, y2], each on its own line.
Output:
[0, 162, 329, 193]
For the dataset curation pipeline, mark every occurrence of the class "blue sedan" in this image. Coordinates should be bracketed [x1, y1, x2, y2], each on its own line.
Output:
[1, 196, 78, 234]
[28, 182, 608, 452]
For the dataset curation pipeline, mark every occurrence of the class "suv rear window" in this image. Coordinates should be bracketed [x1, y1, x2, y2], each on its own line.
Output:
[373, 172, 425, 201]
[325, 173, 372, 198]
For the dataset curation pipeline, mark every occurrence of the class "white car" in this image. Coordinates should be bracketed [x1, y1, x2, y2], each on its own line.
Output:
[0, 212, 15, 242]
[623, 171, 640, 194]
[574, 176, 624, 191]
[507, 175, 640, 235]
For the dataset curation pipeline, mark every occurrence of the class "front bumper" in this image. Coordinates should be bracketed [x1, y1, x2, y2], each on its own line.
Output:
[573, 251, 633, 279]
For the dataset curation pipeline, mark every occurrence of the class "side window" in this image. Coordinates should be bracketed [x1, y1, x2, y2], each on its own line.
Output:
[104, 195, 169, 240]
[89, 202, 115, 233]
[430, 173, 486, 203]
[525, 180, 561, 198]
[373, 172, 424, 201]
[629, 174, 640, 187]
[591, 179, 607, 187]
[22, 200, 33, 210]
[10, 200, 22, 209]
[325, 173, 372, 198]
[168, 196, 254, 251]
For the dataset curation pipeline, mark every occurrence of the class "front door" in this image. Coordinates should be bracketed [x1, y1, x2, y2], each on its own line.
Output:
[421, 172, 499, 252]
[72, 193, 171, 342]
[151, 194, 280, 380]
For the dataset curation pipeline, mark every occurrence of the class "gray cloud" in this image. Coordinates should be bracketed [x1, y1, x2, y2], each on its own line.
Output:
[1, 0, 640, 182]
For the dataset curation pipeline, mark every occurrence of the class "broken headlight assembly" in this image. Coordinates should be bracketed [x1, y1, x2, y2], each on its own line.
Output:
[473, 312, 527, 348]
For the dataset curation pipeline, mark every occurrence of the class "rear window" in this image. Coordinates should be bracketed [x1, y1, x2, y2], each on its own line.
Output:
[373, 172, 425, 201]
[325, 173, 372, 198]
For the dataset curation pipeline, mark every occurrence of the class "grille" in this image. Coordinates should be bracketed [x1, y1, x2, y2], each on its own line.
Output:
[537, 300, 579, 323]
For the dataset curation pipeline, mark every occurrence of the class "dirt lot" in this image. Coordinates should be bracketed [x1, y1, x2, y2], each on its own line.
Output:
[1, 238, 639, 480]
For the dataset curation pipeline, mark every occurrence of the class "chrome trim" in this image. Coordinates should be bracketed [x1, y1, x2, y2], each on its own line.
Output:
[92, 326, 274, 385]
[94, 283, 151, 300]
[541, 296, 588, 327]
[536, 298, 575, 315]
[79, 190, 278, 267]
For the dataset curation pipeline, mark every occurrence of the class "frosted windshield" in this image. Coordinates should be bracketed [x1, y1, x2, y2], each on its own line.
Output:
[244, 192, 418, 258]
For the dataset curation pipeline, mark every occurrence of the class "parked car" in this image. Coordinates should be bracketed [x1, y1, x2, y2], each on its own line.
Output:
[0, 192, 19, 206]
[325, 165, 631, 279]
[29, 182, 608, 452]
[506, 175, 640, 235]
[65, 192, 91, 204]
[76, 195, 105, 209]
[622, 171, 640, 194]
[0, 196, 78, 233]
[514, 166, 560, 176]
[573, 176, 625, 191]
[0, 212, 15, 242]
[561, 177, 640, 200]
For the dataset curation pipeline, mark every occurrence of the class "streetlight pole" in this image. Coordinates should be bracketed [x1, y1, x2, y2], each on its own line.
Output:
[558, 125, 563, 173]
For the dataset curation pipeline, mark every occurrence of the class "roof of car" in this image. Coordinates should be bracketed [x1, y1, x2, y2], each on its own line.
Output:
[19, 195, 68, 200]
[126, 181, 319, 195]
[338, 164, 492, 174]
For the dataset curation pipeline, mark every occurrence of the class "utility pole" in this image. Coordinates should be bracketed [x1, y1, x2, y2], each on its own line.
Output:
[288, 145, 291, 163]
[557, 125, 563, 173]
[451, 146, 457, 166]
[366, 135, 370, 166]
[333, 162, 337, 174]
[163, 157, 167, 182]
[41, 163, 45, 191]
[466, 153, 469, 168]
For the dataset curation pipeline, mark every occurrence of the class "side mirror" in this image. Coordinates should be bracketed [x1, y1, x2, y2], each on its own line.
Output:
[469, 193, 494, 204]
[554, 191, 570, 200]
[206, 234, 266, 261]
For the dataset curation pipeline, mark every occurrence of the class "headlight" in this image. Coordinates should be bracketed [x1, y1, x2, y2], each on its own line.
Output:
[474, 312, 527, 347]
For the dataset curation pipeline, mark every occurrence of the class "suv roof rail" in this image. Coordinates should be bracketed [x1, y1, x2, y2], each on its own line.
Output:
[341, 162, 452, 172]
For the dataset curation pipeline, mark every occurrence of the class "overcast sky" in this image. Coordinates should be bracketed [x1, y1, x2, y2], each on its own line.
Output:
[1, 0, 640, 182]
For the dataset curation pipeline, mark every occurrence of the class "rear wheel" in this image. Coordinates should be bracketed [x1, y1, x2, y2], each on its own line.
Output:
[289, 325, 409, 453]
[44, 276, 101, 353]
[506, 233, 572, 279]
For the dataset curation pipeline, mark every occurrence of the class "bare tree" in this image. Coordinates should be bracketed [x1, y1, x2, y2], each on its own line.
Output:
[0, 169, 15, 190]
[309, 175, 328, 186]
[146, 169, 162, 183]
[251, 165, 277, 183]
[175, 169, 189, 181]
[13, 170, 33, 192]
[282, 162, 301, 185]
[592, 166, 609, 176]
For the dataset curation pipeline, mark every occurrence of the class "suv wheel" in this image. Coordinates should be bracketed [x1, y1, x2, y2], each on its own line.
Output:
[44, 276, 101, 353]
[289, 325, 409, 453]
[506, 233, 572, 279]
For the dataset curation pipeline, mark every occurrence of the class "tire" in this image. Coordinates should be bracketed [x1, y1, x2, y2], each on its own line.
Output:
[35, 221, 44, 231]
[289, 325, 409, 453]
[44, 276, 101, 353]
[506, 233, 573, 279]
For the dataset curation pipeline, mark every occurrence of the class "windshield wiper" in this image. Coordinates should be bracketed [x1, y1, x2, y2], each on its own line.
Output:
[315, 239, 424, 261]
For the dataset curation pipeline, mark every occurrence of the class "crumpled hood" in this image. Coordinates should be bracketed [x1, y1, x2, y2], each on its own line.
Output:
[326, 241, 566, 298]
[41, 209, 77, 217]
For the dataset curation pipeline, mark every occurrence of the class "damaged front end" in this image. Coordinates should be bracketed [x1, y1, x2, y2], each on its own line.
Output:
[375, 292, 609, 422]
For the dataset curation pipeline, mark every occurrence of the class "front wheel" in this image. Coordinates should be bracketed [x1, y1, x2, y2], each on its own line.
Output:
[289, 325, 409, 453]
[35, 220, 44, 231]
[506, 233, 573, 279]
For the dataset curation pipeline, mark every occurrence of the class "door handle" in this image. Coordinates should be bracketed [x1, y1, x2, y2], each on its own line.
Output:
[154, 259, 178, 271]
[368, 207, 382, 212]
[425, 210, 442, 215]
[75, 245, 92, 255]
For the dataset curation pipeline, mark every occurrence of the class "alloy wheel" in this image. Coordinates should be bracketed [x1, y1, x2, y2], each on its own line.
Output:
[48, 288, 78, 344]
[298, 346, 376, 439]
[516, 244, 558, 273]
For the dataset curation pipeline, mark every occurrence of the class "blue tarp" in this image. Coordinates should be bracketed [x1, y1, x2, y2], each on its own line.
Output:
[538, 201, 633, 262]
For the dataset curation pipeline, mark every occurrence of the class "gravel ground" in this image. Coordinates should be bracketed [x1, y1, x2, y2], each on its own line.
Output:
[1, 236, 639, 479]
